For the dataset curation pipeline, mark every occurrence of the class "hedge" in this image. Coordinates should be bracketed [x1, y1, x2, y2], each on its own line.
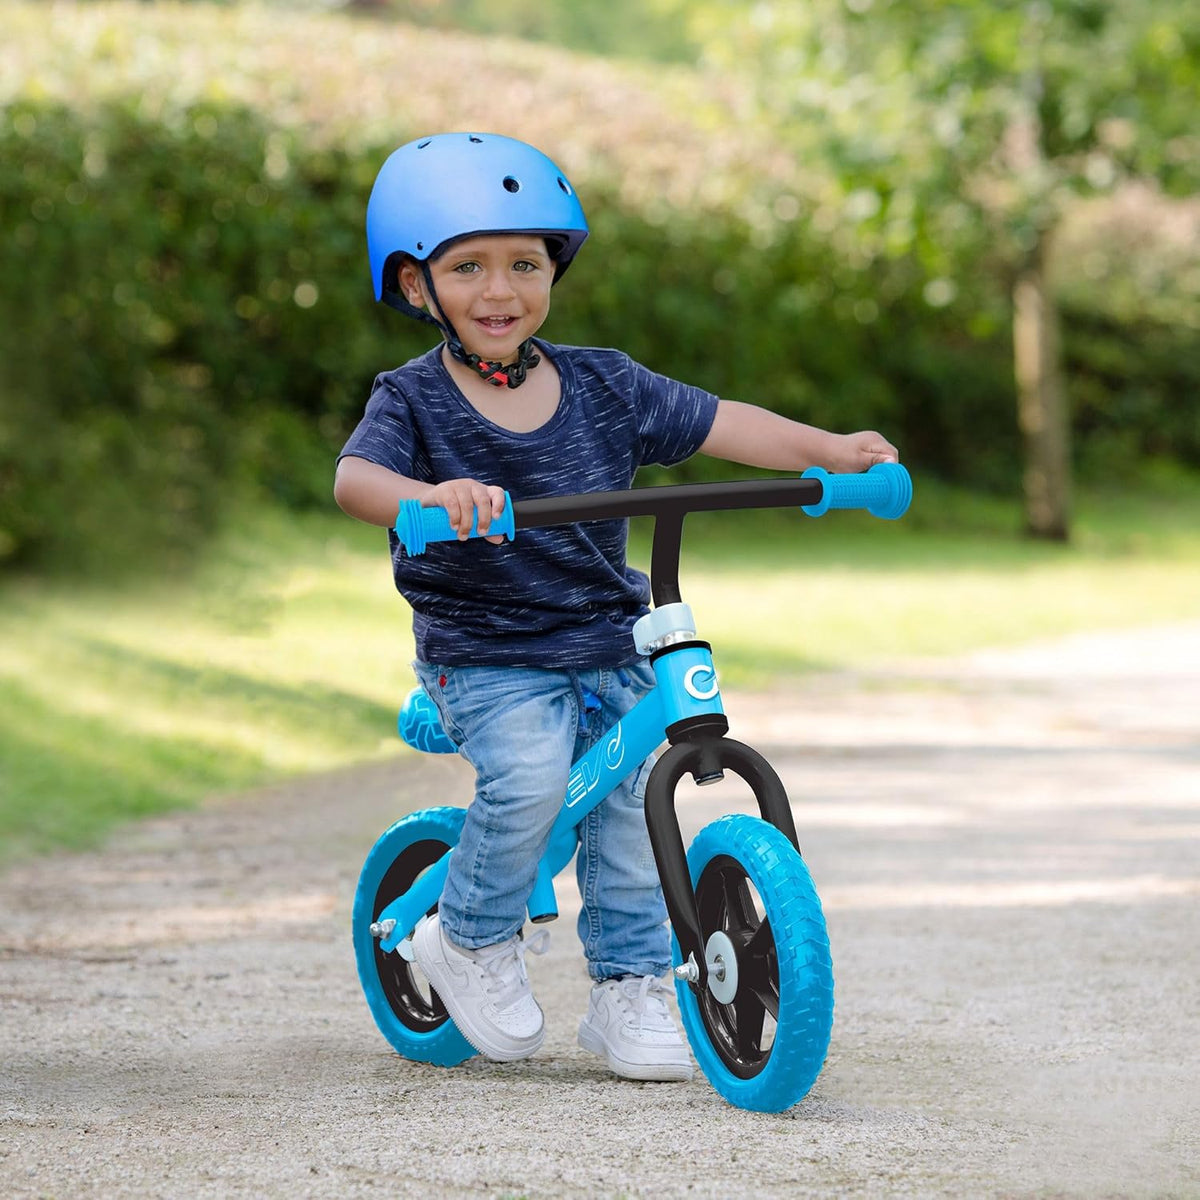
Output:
[1, 92, 1195, 574]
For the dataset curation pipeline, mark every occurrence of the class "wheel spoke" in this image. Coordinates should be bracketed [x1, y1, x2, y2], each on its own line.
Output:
[720, 870, 758, 934]
[745, 917, 773, 960]
[740, 920, 779, 1019]
[731, 986, 767, 1058]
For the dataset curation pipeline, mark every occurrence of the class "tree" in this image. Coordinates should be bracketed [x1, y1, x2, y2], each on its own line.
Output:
[672, 0, 1200, 538]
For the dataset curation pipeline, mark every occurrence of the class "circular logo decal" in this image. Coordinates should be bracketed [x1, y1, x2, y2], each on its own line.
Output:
[683, 665, 719, 701]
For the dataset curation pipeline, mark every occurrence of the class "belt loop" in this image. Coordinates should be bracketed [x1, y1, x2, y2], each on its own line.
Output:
[568, 670, 586, 733]
[571, 670, 602, 734]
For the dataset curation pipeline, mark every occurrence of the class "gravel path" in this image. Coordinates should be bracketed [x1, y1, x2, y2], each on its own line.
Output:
[2, 624, 1198, 1198]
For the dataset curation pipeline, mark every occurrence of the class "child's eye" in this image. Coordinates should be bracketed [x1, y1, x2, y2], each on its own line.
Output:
[513, 260, 538, 273]
[453, 262, 480, 275]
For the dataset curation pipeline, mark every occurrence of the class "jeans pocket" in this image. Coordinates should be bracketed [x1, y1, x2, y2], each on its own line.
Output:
[630, 753, 656, 802]
[413, 661, 452, 686]
[412, 662, 463, 745]
[624, 658, 656, 697]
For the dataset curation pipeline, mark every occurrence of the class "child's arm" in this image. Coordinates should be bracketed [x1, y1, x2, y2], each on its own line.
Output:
[334, 455, 507, 540]
[699, 399, 898, 473]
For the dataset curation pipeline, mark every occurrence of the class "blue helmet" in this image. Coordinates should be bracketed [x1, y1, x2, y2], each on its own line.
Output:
[366, 132, 589, 303]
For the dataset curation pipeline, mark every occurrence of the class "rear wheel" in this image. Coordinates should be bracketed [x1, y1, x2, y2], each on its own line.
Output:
[352, 807, 476, 1066]
[674, 814, 833, 1111]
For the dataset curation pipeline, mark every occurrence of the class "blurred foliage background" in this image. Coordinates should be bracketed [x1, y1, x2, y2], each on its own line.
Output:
[2, 0, 1200, 857]
[2, 0, 1198, 573]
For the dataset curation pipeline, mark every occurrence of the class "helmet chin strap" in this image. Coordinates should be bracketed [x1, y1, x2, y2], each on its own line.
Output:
[416, 262, 541, 390]
[449, 336, 541, 389]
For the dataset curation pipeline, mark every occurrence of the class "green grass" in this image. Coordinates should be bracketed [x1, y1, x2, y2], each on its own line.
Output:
[2, 478, 1199, 862]
[669, 472, 1200, 678]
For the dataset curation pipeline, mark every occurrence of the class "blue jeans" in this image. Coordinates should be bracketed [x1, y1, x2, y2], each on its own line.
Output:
[412, 660, 670, 981]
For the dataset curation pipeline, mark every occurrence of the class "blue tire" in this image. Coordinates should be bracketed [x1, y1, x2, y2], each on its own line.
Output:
[352, 807, 477, 1066]
[674, 814, 834, 1112]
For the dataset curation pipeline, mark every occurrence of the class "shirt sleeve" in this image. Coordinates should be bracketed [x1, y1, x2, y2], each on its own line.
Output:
[628, 357, 720, 468]
[338, 374, 418, 478]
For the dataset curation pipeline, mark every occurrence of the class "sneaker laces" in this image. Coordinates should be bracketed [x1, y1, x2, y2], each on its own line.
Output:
[614, 975, 675, 1032]
[474, 929, 550, 1009]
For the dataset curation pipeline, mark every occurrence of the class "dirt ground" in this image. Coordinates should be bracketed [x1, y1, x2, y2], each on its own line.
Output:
[2, 623, 1198, 1199]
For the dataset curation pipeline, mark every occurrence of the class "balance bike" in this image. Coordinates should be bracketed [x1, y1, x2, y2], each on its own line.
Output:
[352, 463, 912, 1112]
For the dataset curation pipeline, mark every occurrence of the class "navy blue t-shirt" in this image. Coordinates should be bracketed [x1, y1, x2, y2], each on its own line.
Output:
[339, 340, 720, 668]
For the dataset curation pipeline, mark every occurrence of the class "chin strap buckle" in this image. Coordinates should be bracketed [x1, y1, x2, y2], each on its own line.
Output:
[457, 339, 542, 389]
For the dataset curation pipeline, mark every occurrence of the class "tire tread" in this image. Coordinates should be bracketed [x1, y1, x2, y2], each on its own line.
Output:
[675, 814, 833, 1112]
[352, 806, 475, 1067]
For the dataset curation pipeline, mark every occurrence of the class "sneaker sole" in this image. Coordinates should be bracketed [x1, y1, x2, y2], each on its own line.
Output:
[577, 1021, 694, 1082]
[412, 919, 544, 1063]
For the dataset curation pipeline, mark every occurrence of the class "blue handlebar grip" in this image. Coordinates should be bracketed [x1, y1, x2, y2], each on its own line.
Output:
[394, 491, 516, 554]
[800, 462, 912, 519]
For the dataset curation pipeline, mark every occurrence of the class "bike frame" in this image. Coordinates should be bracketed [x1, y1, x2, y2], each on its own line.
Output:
[378, 466, 908, 987]
[373, 636, 724, 960]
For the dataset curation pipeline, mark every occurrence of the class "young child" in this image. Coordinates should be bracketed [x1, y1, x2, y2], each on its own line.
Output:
[335, 132, 898, 1081]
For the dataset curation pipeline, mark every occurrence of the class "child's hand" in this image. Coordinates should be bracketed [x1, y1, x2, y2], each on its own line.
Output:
[425, 478, 508, 542]
[820, 431, 899, 474]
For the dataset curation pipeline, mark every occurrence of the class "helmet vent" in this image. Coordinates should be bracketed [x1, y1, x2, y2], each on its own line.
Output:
[417, 139, 431, 149]
[557, 177, 572, 195]
[502, 176, 521, 193]
[469, 135, 483, 143]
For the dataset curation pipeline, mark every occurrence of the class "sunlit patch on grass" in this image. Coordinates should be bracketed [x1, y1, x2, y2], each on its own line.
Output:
[2, 485, 1199, 860]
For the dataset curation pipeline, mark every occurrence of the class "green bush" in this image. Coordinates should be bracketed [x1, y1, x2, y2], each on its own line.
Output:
[1, 87, 1195, 575]
[0, 98, 943, 570]
[1065, 308, 1200, 481]
[0, 99, 399, 571]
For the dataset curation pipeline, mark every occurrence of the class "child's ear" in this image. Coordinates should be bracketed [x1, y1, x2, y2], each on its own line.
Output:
[396, 257, 426, 308]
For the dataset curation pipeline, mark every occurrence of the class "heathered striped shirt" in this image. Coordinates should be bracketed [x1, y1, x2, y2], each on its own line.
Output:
[339, 339, 720, 668]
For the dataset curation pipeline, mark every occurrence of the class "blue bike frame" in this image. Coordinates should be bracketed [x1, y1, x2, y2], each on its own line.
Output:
[374, 641, 724, 957]
[357, 464, 910, 1109]
[378, 463, 911, 961]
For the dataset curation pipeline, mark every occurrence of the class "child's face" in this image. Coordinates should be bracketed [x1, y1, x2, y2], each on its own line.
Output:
[399, 234, 554, 361]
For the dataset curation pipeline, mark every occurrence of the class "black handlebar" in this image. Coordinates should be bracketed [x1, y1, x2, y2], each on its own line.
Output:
[511, 477, 823, 529]
[515, 478, 825, 606]
[395, 466, 912, 607]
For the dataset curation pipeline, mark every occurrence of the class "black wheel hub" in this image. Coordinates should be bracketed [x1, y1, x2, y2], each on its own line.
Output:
[694, 854, 780, 1078]
[373, 838, 452, 1032]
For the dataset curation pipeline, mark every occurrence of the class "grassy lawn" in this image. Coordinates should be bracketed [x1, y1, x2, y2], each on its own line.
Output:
[3, 477, 1199, 862]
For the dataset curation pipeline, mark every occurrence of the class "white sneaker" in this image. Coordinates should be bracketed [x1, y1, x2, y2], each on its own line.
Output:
[412, 914, 548, 1061]
[577, 975, 694, 1082]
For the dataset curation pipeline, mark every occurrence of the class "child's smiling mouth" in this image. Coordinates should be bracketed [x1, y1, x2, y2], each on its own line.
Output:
[476, 316, 518, 333]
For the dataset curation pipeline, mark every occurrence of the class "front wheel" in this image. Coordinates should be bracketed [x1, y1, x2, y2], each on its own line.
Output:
[352, 806, 476, 1067]
[673, 814, 834, 1112]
